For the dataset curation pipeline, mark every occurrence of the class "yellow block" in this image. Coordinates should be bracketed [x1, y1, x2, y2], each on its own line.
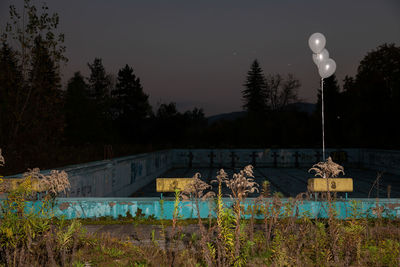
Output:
[308, 178, 353, 192]
[156, 178, 193, 192]
[0, 178, 43, 192]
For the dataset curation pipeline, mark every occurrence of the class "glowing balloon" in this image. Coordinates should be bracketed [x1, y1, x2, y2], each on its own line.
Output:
[312, 49, 329, 67]
[308, 33, 326, 54]
[318, 58, 336, 79]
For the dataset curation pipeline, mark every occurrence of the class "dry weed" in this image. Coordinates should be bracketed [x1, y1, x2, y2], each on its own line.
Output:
[0, 148, 4, 167]
[225, 165, 259, 201]
[182, 172, 215, 267]
[211, 168, 228, 185]
[309, 156, 344, 178]
[182, 172, 215, 201]
[23, 168, 70, 195]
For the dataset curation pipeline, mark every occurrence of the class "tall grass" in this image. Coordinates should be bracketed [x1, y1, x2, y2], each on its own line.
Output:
[1, 149, 399, 266]
[145, 161, 400, 266]
[0, 149, 86, 266]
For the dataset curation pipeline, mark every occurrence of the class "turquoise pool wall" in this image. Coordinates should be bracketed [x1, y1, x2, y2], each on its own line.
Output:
[22, 197, 400, 220]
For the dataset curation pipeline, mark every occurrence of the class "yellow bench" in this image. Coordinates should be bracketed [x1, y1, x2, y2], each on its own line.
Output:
[156, 178, 193, 193]
[0, 178, 43, 193]
[308, 178, 353, 192]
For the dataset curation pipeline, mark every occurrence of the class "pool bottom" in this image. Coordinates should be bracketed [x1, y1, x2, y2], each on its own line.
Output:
[131, 167, 400, 198]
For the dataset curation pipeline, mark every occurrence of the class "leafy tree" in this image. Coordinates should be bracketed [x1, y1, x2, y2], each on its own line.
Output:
[342, 43, 400, 147]
[242, 60, 268, 114]
[266, 73, 300, 111]
[1, 0, 67, 73]
[152, 102, 183, 145]
[156, 102, 179, 119]
[182, 108, 207, 146]
[0, 0, 67, 147]
[183, 107, 206, 123]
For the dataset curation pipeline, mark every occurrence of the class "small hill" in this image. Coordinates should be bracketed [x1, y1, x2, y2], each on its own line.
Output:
[207, 111, 246, 125]
[207, 102, 316, 124]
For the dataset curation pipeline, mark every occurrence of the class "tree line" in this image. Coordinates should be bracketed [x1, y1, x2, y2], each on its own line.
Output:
[240, 43, 400, 150]
[0, 0, 399, 174]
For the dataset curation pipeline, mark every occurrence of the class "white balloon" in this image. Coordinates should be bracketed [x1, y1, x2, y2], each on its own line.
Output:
[312, 49, 329, 67]
[318, 58, 336, 79]
[308, 33, 326, 54]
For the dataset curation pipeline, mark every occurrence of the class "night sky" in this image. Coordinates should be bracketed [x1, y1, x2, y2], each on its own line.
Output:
[1, 0, 399, 116]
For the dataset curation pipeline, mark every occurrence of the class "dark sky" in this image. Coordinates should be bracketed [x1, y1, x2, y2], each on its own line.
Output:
[1, 1, 399, 116]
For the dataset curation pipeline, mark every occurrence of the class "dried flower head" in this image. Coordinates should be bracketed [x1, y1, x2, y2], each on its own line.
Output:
[225, 165, 259, 201]
[261, 180, 271, 198]
[23, 168, 70, 195]
[0, 148, 4, 167]
[23, 168, 45, 180]
[211, 168, 228, 185]
[182, 172, 215, 201]
[308, 156, 344, 178]
[42, 170, 70, 195]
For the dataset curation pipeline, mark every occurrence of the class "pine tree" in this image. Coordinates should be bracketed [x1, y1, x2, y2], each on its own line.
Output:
[25, 36, 64, 147]
[87, 58, 111, 101]
[112, 64, 151, 121]
[242, 60, 268, 114]
[86, 58, 113, 143]
[111, 64, 152, 141]
[64, 72, 94, 144]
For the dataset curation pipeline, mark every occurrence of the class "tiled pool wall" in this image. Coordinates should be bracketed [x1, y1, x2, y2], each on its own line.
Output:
[360, 149, 400, 175]
[5, 150, 173, 198]
[172, 148, 361, 168]
[5, 148, 400, 198]
[173, 148, 400, 174]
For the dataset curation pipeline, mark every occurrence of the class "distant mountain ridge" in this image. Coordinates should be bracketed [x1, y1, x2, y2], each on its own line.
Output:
[207, 102, 316, 124]
[207, 111, 246, 125]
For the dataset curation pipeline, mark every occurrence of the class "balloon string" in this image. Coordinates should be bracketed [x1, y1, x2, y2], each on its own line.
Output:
[321, 78, 326, 164]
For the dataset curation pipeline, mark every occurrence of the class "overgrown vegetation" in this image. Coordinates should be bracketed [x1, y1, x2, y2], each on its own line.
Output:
[0, 149, 88, 266]
[2, 149, 398, 266]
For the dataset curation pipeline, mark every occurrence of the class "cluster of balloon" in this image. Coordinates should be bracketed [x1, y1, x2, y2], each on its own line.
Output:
[309, 32, 336, 163]
[308, 33, 336, 79]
